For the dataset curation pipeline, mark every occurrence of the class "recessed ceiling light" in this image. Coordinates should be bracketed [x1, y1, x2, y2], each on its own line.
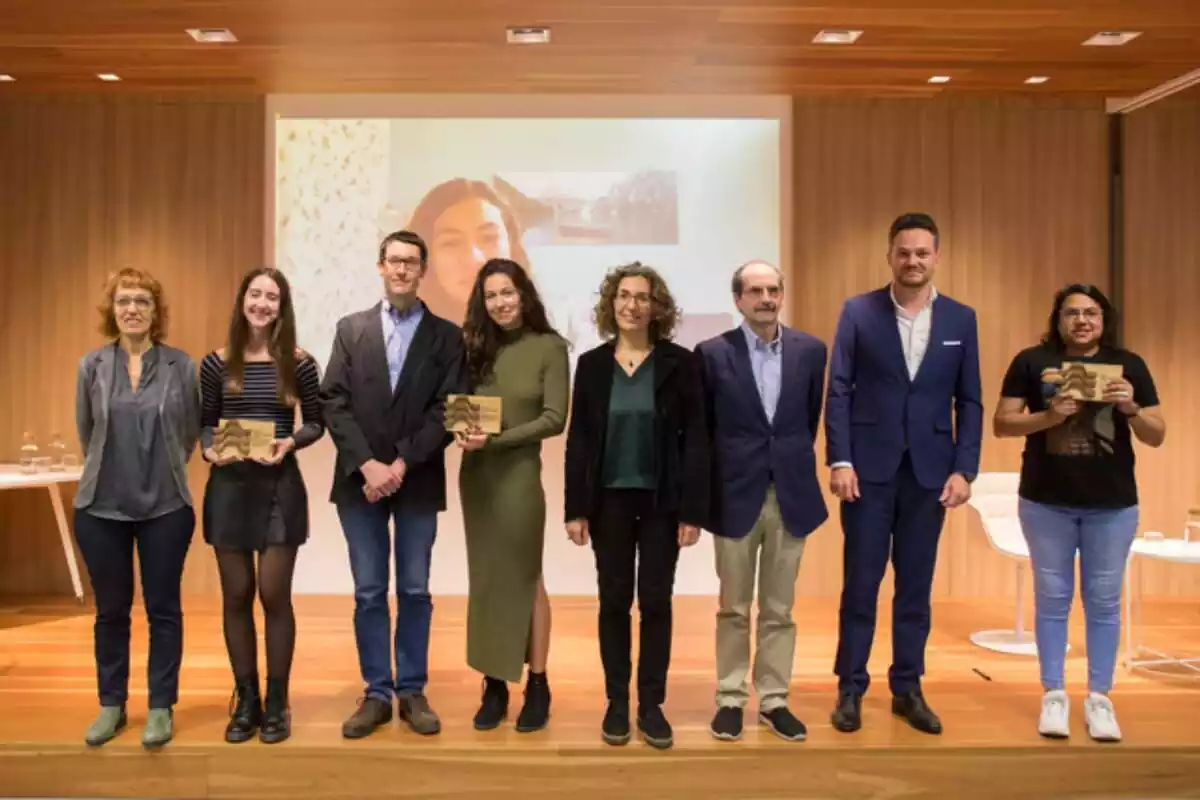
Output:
[813, 29, 863, 45]
[928, 75, 951, 84]
[0, 74, 15, 82]
[186, 28, 238, 43]
[97, 73, 121, 82]
[1083, 31, 1142, 46]
[506, 26, 550, 44]
[1025, 76, 1049, 85]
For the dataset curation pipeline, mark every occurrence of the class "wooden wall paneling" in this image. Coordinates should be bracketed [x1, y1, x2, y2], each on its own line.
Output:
[790, 97, 1110, 603]
[0, 92, 1185, 601]
[791, 97, 953, 599]
[943, 99, 1109, 599]
[0, 96, 264, 597]
[1123, 97, 1200, 596]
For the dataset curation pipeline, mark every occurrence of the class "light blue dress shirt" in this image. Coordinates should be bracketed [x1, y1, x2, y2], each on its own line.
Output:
[741, 321, 783, 424]
[381, 299, 424, 391]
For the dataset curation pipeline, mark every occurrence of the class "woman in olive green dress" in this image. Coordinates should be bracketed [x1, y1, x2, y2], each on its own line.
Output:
[455, 258, 569, 733]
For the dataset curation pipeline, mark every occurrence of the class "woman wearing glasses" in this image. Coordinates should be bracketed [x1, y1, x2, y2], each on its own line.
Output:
[994, 283, 1165, 742]
[73, 268, 201, 748]
[563, 262, 709, 750]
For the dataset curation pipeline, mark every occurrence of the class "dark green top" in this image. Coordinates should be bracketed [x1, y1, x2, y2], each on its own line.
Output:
[602, 358, 656, 489]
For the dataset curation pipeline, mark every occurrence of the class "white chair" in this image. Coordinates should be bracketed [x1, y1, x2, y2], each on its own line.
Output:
[964, 472, 1054, 656]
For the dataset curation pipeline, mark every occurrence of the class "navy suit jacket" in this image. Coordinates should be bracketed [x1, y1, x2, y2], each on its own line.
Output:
[696, 326, 829, 540]
[824, 286, 983, 491]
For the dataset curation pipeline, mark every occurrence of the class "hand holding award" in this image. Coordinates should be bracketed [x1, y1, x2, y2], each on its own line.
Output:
[445, 394, 501, 451]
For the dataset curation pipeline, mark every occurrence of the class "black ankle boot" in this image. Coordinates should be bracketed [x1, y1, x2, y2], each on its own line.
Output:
[225, 676, 262, 743]
[473, 677, 509, 730]
[516, 672, 550, 733]
[259, 677, 291, 744]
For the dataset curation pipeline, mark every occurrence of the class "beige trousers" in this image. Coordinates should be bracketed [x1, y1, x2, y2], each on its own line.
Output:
[714, 485, 807, 712]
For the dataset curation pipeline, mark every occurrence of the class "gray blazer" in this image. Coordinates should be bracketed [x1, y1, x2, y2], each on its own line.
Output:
[74, 342, 201, 509]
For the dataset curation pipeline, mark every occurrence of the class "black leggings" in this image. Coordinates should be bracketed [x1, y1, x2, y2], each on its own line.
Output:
[215, 546, 299, 682]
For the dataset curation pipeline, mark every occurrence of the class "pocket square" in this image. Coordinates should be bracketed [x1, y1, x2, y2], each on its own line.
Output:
[942, 340, 962, 346]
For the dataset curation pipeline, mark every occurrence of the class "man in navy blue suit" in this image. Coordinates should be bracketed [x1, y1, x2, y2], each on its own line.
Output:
[825, 213, 982, 735]
[696, 261, 828, 743]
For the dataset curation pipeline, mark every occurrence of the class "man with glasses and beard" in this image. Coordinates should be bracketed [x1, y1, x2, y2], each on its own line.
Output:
[695, 260, 829, 743]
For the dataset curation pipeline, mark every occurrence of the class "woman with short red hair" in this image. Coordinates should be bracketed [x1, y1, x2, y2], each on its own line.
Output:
[73, 267, 200, 748]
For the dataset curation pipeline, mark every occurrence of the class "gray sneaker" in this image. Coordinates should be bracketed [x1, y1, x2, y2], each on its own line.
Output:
[142, 707, 174, 748]
[85, 706, 127, 746]
[398, 693, 441, 735]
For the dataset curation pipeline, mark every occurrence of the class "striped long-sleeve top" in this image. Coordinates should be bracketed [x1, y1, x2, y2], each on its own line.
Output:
[199, 350, 324, 452]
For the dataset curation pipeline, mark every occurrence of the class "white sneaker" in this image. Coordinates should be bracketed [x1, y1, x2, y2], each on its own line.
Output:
[1037, 690, 1070, 738]
[1083, 693, 1122, 742]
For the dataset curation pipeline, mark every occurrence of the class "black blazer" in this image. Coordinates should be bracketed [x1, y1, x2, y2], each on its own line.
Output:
[564, 340, 709, 527]
[319, 301, 468, 511]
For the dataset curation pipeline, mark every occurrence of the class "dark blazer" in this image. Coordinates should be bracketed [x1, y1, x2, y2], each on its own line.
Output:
[696, 325, 828, 540]
[319, 301, 468, 511]
[825, 286, 983, 490]
[564, 340, 709, 527]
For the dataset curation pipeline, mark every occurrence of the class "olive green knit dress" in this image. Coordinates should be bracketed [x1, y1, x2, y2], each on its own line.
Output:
[460, 330, 570, 682]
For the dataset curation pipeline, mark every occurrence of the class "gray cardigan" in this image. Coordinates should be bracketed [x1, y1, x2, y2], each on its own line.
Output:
[74, 342, 201, 509]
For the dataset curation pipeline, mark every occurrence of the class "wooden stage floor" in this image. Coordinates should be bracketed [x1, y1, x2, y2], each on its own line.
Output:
[1, 595, 1198, 799]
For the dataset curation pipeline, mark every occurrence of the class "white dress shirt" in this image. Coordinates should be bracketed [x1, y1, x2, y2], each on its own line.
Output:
[892, 284, 937, 380]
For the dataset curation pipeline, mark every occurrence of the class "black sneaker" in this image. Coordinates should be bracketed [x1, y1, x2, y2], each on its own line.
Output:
[515, 672, 550, 733]
[637, 705, 673, 749]
[601, 700, 631, 746]
[473, 677, 509, 731]
[710, 706, 743, 741]
[759, 706, 807, 741]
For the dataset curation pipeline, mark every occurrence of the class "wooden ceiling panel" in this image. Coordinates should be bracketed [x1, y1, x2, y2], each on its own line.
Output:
[0, 0, 1196, 95]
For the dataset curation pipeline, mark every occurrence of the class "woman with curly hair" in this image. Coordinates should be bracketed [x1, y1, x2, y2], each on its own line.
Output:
[563, 262, 709, 750]
[455, 258, 569, 734]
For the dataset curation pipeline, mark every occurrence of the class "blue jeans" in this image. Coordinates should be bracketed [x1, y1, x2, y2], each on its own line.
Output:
[336, 499, 437, 700]
[1017, 498, 1138, 693]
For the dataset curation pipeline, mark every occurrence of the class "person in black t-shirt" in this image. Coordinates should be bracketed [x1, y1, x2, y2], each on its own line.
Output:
[994, 283, 1166, 744]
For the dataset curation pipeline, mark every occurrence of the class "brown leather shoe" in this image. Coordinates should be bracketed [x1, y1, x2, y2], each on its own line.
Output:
[398, 693, 441, 735]
[342, 696, 392, 739]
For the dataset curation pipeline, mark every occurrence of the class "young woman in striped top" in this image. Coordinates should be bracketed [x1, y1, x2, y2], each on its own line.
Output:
[200, 267, 324, 745]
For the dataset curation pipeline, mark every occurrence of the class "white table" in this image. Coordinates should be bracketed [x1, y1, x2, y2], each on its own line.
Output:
[0, 465, 84, 601]
[1123, 536, 1200, 676]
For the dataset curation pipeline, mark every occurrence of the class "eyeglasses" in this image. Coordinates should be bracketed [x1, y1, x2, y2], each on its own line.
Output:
[615, 290, 652, 307]
[1061, 307, 1102, 320]
[383, 256, 423, 273]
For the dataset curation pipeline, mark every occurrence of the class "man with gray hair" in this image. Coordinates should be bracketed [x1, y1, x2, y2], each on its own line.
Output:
[695, 260, 828, 742]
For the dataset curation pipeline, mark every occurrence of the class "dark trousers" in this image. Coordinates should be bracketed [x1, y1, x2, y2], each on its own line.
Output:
[73, 505, 195, 708]
[590, 488, 680, 710]
[834, 453, 946, 696]
[335, 498, 437, 700]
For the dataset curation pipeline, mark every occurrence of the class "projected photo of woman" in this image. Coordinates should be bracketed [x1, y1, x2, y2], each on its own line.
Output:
[405, 178, 531, 325]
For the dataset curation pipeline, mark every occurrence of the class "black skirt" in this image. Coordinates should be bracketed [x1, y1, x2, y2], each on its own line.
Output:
[202, 455, 309, 551]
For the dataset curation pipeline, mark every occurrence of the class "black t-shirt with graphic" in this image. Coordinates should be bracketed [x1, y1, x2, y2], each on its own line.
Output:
[1000, 344, 1158, 509]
